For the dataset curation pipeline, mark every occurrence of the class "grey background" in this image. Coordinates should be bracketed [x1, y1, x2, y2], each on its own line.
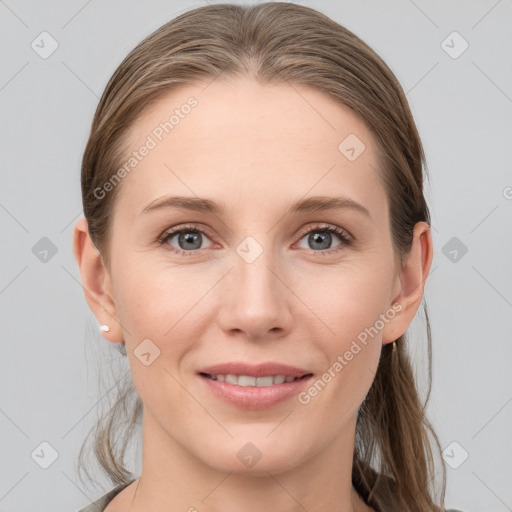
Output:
[1, 0, 511, 511]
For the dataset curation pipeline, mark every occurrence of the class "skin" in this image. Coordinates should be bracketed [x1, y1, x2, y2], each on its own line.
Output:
[73, 77, 433, 512]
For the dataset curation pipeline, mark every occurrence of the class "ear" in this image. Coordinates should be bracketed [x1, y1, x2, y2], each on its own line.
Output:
[381, 221, 433, 345]
[72, 218, 123, 344]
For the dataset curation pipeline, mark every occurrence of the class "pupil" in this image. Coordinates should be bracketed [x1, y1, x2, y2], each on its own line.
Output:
[310, 232, 331, 250]
[180, 232, 201, 250]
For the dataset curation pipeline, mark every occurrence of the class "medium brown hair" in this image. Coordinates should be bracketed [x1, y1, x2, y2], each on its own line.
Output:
[77, 3, 447, 510]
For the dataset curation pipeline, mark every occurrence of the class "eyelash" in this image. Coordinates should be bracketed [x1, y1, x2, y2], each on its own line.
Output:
[157, 223, 354, 256]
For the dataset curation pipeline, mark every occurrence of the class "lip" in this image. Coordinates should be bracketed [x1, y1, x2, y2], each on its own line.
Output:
[199, 374, 313, 409]
[197, 362, 311, 378]
[197, 361, 313, 410]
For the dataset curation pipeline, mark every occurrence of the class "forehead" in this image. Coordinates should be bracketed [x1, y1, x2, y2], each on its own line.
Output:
[114, 77, 387, 221]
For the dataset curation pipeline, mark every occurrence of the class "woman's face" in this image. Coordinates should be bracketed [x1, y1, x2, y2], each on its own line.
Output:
[90, 77, 417, 475]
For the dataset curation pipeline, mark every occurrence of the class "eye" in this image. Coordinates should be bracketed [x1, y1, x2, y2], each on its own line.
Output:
[158, 224, 214, 255]
[158, 222, 353, 256]
[295, 223, 353, 254]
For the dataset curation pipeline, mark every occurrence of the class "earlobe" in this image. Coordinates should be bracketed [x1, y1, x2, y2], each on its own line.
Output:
[72, 218, 123, 343]
[381, 221, 433, 345]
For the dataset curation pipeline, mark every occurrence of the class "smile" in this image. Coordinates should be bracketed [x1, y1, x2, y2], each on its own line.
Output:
[201, 373, 311, 386]
[198, 372, 314, 409]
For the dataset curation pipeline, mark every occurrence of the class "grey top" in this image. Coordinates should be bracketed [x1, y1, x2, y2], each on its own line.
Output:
[76, 480, 465, 512]
[76, 480, 135, 512]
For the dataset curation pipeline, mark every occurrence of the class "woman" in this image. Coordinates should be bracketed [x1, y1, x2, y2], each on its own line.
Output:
[72, 3, 464, 511]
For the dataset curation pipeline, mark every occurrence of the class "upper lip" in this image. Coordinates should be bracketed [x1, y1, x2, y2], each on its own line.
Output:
[198, 362, 312, 378]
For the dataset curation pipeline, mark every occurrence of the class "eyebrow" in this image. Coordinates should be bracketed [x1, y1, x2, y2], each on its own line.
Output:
[140, 194, 371, 218]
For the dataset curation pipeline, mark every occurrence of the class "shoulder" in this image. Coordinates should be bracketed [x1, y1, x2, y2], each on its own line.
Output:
[74, 480, 136, 512]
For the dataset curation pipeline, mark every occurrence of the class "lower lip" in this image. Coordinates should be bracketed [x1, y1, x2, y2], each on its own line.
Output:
[199, 374, 313, 409]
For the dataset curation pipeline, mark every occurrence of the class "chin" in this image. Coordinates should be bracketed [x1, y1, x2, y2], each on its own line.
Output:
[196, 435, 311, 476]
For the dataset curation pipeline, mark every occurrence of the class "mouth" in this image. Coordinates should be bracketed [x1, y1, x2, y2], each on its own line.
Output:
[196, 361, 314, 409]
[197, 365, 314, 409]
[199, 372, 312, 387]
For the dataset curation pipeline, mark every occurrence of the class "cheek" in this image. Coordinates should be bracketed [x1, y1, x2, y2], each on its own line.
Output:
[114, 266, 201, 406]
[297, 263, 392, 405]
[298, 262, 394, 344]
[298, 274, 387, 417]
[112, 257, 205, 339]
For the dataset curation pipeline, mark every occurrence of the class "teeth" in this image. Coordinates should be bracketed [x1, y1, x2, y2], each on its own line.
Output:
[207, 374, 302, 386]
[225, 374, 238, 385]
[256, 376, 274, 386]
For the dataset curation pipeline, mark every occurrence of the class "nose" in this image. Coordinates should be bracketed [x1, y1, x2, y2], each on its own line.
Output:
[216, 239, 294, 341]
